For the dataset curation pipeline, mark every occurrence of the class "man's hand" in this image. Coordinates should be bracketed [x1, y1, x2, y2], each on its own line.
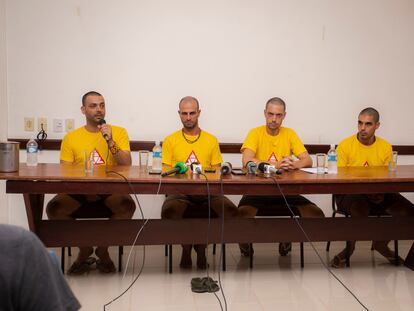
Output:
[97, 123, 112, 142]
[278, 156, 296, 171]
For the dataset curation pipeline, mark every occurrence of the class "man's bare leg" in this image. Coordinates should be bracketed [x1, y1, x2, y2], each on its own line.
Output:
[95, 195, 136, 273]
[46, 194, 94, 273]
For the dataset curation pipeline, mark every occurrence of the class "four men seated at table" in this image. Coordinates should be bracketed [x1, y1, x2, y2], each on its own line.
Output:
[46, 91, 413, 273]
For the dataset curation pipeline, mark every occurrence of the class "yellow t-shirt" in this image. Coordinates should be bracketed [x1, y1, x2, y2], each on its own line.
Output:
[60, 125, 130, 165]
[241, 126, 307, 162]
[337, 134, 392, 167]
[162, 130, 223, 167]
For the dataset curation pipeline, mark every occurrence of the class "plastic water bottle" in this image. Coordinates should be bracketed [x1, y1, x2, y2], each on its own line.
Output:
[152, 141, 162, 171]
[26, 138, 38, 166]
[327, 144, 337, 174]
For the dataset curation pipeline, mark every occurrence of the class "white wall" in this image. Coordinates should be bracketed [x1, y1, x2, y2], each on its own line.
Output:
[6, 0, 414, 144]
[4, 0, 414, 225]
[0, 0, 8, 223]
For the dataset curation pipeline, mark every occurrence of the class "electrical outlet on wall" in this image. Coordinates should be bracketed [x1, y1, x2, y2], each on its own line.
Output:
[65, 119, 75, 132]
[38, 117, 48, 132]
[53, 119, 63, 132]
[24, 117, 35, 131]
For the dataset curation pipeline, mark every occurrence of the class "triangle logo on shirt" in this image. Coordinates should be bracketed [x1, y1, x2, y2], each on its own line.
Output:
[185, 151, 200, 166]
[363, 161, 369, 167]
[268, 152, 278, 162]
[90, 148, 105, 164]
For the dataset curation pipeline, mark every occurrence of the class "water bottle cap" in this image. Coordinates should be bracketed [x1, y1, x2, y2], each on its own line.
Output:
[330, 144, 335, 149]
[155, 140, 160, 146]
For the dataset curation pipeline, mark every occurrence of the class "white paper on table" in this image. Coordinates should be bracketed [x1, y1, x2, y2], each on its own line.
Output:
[300, 167, 328, 174]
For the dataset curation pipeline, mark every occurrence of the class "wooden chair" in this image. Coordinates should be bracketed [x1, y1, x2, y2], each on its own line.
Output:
[61, 203, 124, 273]
[165, 204, 223, 273]
[245, 205, 305, 269]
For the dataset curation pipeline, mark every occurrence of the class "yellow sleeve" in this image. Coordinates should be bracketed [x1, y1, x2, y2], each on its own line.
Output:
[336, 142, 347, 167]
[115, 127, 130, 151]
[60, 134, 74, 163]
[210, 137, 223, 166]
[162, 136, 173, 166]
[241, 129, 258, 154]
[289, 130, 307, 157]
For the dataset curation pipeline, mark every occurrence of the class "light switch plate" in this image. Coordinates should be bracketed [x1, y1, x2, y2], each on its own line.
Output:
[65, 119, 75, 132]
[24, 117, 34, 131]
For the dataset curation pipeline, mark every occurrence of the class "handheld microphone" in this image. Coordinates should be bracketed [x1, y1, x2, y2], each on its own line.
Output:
[161, 162, 188, 177]
[190, 162, 202, 174]
[258, 162, 282, 175]
[246, 161, 258, 174]
[220, 162, 232, 175]
[98, 119, 110, 142]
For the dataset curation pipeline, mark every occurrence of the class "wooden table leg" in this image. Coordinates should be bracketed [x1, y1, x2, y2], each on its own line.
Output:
[23, 194, 44, 233]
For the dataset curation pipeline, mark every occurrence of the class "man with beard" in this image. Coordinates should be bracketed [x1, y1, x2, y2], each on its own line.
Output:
[46, 91, 136, 274]
[161, 96, 238, 269]
[331, 107, 414, 268]
[237, 97, 324, 257]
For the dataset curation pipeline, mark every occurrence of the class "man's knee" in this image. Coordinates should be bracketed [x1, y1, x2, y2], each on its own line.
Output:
[161, 200, 187, 219]
[46, 195, 78, 219]
[237, 205, 258, 218]
[211, 197, 238, 218]
[107, 196, 136, 219]
[298, 204, 325, 218]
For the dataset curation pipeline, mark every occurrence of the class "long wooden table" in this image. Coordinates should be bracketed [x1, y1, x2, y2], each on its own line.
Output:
[2, 163, 414, 269]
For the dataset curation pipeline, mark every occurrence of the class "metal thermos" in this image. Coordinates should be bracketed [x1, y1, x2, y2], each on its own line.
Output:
[0, 142, 20, 172]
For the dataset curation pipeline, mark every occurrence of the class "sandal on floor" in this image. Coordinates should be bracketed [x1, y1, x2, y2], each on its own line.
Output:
[96, 259, 116, 273]
[278, 242, 292, 256]
[68, 256, 96, 275]
[191, 277, 220, 293]
[330, 255, 347, 268]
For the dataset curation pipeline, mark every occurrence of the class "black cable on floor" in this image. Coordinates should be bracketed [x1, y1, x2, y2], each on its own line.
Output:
[269, 175, 369, 311]
[217, 172, 228, 310]
[198, 172, 224, 311]
[102, 171, 162, 310]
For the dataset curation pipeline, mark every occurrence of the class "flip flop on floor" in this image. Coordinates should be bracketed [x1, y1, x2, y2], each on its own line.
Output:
[67, 256, 96, 275]
[191, 277, 220, 293]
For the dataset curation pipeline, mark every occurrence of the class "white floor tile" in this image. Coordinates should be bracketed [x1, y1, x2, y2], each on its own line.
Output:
[58, 241, 414, 310]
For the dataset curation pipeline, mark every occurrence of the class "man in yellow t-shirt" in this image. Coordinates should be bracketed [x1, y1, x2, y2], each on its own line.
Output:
[46, 91, 136, 274]
[161, 96, 238, 269]
[331, 107, 414, 268]
[238, 97, 324, 257]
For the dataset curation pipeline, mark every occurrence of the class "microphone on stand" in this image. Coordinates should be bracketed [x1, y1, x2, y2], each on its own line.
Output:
[220, 162, 232, 175]
[161, 162, 188, 177]
[190, 162, 202, 174]
[258, 162, 282, 175]
[246, 161, 258, 174]
[98, 119, 110, 142]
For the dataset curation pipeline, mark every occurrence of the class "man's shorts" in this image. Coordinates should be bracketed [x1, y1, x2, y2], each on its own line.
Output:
[238, 195, 316, 216]
[68, 194, 112, 218]
[335, 193, 412, 215]
[163, 195, 226, 218]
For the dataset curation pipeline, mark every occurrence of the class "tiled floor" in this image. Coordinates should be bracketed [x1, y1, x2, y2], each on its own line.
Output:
[59, 241, 414, 310]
